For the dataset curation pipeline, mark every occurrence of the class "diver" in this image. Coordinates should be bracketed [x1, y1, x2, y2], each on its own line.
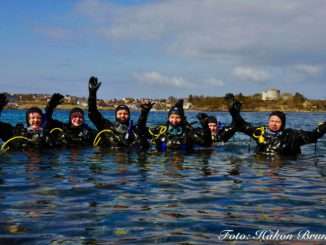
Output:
[0, 93, 14, 142]
[44, 93, 96, 146]
[226, 93, 326, 157]
[0, 93, 52, 151]
[196, 113, 236, 145]
[88, 76, 153, 149]
[147, 99, 212, 151]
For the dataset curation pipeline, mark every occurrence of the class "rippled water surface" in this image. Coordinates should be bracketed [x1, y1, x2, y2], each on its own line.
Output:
[0, 111, 326, 244]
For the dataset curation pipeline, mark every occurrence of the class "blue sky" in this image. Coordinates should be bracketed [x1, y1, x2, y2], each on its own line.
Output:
[0, 0, 325, 99]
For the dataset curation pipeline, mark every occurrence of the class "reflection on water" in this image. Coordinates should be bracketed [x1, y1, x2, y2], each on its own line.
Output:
[1, 147, 326, 244]
[0, 111, 326, 244]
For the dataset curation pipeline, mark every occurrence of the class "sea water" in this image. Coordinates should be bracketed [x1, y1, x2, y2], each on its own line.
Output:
[0, 110, 325, 244]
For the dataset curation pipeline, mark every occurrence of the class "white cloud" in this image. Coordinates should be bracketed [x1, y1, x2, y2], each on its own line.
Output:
[233, 66, 270, 83]
[293, 64, 322, 76]
[134, 72, 224, 89]
[135, 72, 189, 87]
[204, 78, 224, 87]
[75, 0, 326, 65]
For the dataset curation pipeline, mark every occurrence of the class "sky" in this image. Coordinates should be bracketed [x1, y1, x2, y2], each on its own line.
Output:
[0, 0, 326, 99]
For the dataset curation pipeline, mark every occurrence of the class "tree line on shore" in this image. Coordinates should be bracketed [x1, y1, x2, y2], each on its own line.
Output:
[2, 92, 326, 112]
[181, 92, 326, 112]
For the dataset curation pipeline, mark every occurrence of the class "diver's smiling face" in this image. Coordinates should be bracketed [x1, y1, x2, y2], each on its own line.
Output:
[116, 109, 129, 123]
[208, 122, 218, 135]
[268, 115, 282, 132]
[71, 112, 84, 127]
[169, 114, 182, 126]
[28, 112, 42, 130]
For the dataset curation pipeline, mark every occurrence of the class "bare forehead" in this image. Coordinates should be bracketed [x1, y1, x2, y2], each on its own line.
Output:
[269, 115, 282, 121]
[117, 109, 129, 114]
[169, 114, 181, 118]
[71, 112, 83, 117]
[28, 112, 42, 117]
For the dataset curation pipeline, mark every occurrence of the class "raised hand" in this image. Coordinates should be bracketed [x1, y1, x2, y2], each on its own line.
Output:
[141, 100, 155, 111]
[229, 100, 242, 115]
[317, 121, 326, 135]
[88, 76, 101, 94]
[225, 93, 242, 116]
[196, 113, 209, 127]
[224, 93, 235, 103]
[49, 93, 64, 108]
[0, 93, 9, 111]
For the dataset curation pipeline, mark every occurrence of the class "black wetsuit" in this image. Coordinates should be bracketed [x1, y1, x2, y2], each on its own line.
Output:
[0, 121, 14, 142]
[149, 122, 212, 152]
[44, 105, 95, 147]
[231, 111, 325, 156]
[0, 94, 51, 150]
[0, 121, 51, 151]
[88, 93, 149, 149]
[195, 113, 236, 145]
[210, 126, 236, 144]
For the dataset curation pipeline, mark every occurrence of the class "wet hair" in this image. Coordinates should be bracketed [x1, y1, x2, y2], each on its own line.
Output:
[25, 107, 43, 126]
[269, 111, 286, 130]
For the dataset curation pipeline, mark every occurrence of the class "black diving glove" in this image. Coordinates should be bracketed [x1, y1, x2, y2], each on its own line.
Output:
[225, 93, 242, 117]
[317, 121, 326, 135]
[48, 93, 64, 108]
[0, 93, 8, 111]
[88, 76, 101, 96]
[224, 93, 235, 102]
[0, 93, 9, 112]
[141, 101, 155, 112]
[196, 113, 209, 128]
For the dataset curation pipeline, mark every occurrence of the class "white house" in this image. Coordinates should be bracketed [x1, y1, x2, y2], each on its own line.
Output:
[262, 89, 280, 101]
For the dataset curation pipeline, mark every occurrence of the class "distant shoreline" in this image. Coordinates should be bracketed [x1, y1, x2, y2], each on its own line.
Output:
[4, 107, 326, 113]
[3, 92, 326, 113]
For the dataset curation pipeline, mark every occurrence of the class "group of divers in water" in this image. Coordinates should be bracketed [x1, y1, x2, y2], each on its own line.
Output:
[0, 76, 325, 158]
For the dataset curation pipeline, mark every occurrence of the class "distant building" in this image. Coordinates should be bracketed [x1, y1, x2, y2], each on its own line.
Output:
[122, 97, 134, 104]
[262, 89, 280, 101]
[184, 102, 192, 110]
[281, 92, 292, 100]
[7, 102, 18, 108]
[128, 104, 138, 110]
